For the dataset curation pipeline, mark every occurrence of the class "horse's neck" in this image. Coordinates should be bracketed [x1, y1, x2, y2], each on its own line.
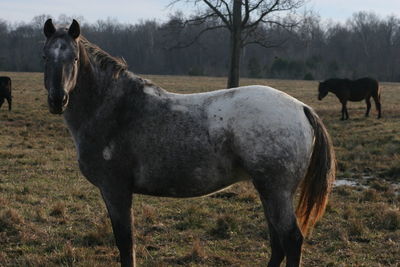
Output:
[64, 61, 147, 136]
[328, 80, 341, 93]
[63, 61, 106, 133]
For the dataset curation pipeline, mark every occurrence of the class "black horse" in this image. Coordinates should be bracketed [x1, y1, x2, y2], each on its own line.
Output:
[0, 76, 12, 111]
[318, 77, 381, 120]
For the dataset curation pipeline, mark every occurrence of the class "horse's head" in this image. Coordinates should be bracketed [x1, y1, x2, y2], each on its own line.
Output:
[42, 19, 81, 114]
[318, 81, 329, 100]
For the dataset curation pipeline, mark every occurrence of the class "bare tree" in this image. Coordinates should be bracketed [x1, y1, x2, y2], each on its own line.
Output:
[170, 0, 305, 88]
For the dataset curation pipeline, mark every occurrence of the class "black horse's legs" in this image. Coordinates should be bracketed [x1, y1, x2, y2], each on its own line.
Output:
[254, 181, 303, 267]
[7, 97, 11, 111]
[343, 100, 350, 120]
[373, 95, 381, 118]
[0, 98, 4, 110]
[340, 101, 348, 120]
[101, 188, 135, 267]
[365, 97, 371, 117]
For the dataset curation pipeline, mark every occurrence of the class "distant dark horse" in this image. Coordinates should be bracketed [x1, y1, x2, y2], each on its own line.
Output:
[42, 19, 336, 267]
[0, 76, 12, 111]
[318, 77, 381, 120]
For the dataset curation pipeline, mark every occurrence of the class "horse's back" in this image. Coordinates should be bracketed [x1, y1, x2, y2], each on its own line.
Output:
[206, 86, 311, 135]
[0, 76, 11, 87]
[348, 77, 379, 100]
[0, 76, 11, 98]
[355, 77, 378, 89]
[205, 85, 314, 176]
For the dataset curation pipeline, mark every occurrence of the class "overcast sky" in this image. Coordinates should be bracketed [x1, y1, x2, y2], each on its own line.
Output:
[1, 0, 400, 25]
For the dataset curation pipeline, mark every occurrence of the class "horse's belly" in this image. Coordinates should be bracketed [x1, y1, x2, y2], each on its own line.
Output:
[132, 163, 248, 198]
[132, 179, 234, 198]
[349, 89, 370, 101]
[349, 95, 365, 101]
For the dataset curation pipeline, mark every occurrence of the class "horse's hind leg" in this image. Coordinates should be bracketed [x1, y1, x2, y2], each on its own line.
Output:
[253, 180, 303, 267]
[365, 97, 371, 117]
[101, 188, 135, 267]
[266, 220, 285, 266]
[344, 104, 349, 120]
[7, 97, 11, 111]
[373, 94, 381, 119]
[340, 100, 349, 120]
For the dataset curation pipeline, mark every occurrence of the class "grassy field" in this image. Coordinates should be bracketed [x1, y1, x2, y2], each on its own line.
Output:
[0, 72, 399, 266]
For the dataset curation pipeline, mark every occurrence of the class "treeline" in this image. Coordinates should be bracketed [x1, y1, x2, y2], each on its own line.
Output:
[1, 12, 400, 81]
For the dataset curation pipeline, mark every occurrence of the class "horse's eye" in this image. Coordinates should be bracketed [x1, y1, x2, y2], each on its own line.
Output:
[74, 57, 78, 62]
[42, 55, 47, 60]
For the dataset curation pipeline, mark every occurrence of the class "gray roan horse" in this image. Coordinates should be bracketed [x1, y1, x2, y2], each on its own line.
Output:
[42, 19, 336, 267]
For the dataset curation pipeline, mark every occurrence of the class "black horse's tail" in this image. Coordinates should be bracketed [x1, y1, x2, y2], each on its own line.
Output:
[296, 106, 336, 236]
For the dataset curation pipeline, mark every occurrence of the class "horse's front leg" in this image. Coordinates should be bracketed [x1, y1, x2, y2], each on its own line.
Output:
[365, 97, 371, 117]
[340, 103, 346, 120]
[7, 97, 11, 111]
[340, 101, 349, 120]
[101, 187, 135, 267]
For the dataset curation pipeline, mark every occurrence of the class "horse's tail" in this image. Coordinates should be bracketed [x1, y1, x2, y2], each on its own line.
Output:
[378, 84, 381, 100]
[296, 106, 336, 236]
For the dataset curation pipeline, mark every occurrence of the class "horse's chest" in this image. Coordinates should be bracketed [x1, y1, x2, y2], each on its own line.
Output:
[74, 134, 134, 187]
[76, 143, 109, 186]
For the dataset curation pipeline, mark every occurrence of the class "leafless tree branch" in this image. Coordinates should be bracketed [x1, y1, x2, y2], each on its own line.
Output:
[261, 19, 300, 30]
[202, 0, 232, 29]
[249, 0, 264, 13]
[242, 0, 250, 26]
[244, 0, 281, 29]
[167, 24, 227, 50]
[243, 38, 288, 49]
[220, 0, 233, 25]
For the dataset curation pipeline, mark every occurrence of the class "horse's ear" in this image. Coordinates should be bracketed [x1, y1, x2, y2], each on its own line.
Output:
[44, 19, 56, 38]
[68, 19, 80, 39]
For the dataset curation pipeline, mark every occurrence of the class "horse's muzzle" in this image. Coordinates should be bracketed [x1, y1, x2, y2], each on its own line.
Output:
[48, 94, 69, 114]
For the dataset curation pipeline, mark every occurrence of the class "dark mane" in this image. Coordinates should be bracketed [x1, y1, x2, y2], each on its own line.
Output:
[79, 36, 128, 78]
